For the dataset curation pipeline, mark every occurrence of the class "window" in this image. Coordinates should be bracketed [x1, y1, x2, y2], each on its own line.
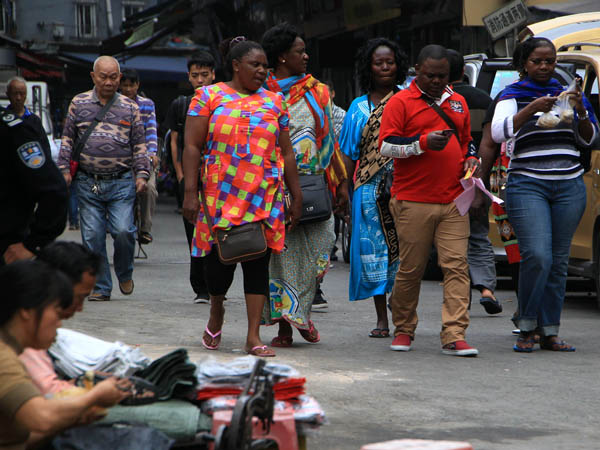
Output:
[584, 67, 599, 120]
[490, 70, 519, 98]
[123, 1, 145, 21]
[0, 0, 15, 34]
[76, 3, 97, 38]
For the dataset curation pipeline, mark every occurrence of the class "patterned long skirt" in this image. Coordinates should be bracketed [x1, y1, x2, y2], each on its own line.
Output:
[262, 216, 335, 330]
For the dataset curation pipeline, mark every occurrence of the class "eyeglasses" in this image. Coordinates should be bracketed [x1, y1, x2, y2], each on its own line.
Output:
[528, 58, 556, 65]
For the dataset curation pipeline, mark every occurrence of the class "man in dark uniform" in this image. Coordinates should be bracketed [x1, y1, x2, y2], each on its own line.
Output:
[5, 77, 46, 138]
[0, 103, 68, 265]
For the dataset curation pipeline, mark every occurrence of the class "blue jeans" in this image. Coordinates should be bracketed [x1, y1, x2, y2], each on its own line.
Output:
[505, 174, 586, 336]
[468, 199, 496, 292]
[68, 181, 79, 227]
[76, 171, 136, 296]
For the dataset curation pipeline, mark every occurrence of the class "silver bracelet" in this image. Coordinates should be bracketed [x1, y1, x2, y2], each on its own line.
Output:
[577, 110, 589, 121]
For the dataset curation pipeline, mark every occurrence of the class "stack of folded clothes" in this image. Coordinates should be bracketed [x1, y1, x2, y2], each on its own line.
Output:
[195, 355, 305, 401]
[134, 348, 198, 401]
[49, 328, 150, 378]
[195, 356, 327, 436]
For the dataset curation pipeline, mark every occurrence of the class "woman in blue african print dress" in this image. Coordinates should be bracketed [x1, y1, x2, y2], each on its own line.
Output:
[340, 38, 408, 338]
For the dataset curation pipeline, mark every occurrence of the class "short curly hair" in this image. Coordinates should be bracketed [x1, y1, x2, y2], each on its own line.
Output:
[356, 38, 408, 94]
[261, 23, 301, 69]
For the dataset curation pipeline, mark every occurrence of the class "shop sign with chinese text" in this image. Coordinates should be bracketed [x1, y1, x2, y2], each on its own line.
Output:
[482, 0, 528, 40]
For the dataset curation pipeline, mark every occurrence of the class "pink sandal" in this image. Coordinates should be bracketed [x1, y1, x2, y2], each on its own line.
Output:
[202, 326, 222, 350]
[247, 345, 276, 357]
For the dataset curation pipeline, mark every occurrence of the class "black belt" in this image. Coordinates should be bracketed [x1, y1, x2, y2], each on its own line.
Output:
[79, 168, 130, 181]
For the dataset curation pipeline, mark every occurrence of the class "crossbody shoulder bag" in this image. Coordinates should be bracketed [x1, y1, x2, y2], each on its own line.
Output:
[422, 96, 462, 146]
[199, 171, 268, 266]
[69, 94, 118, 177]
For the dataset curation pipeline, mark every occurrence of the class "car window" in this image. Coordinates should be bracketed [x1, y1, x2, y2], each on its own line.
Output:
[490, 70, 520, 98]
[588, 70, 598, 94]
[585, 67, 599, 119]
[562, 60, 599, 118]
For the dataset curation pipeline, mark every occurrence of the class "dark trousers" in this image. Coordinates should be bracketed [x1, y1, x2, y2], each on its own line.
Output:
[179, 178, 208, 296]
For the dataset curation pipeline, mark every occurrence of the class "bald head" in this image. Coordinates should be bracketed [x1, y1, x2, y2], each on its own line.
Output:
[90, 55, 121, 102]
[6, 76, 27, 116]
[7, 76, 27, 93]
[93, 55, 120, 73]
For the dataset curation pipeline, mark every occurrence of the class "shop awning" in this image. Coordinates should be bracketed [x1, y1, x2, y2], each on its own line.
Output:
[17, 51, 65, 80]
[61, 52, 188, 83]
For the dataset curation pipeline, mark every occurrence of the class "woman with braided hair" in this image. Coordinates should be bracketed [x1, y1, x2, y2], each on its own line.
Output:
[339, 37, 408, 338]
[260, 23, 349, 347]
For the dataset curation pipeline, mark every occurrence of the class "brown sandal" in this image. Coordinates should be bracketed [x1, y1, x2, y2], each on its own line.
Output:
[271, 335, 293, 347]
[299, 320, 320, 343]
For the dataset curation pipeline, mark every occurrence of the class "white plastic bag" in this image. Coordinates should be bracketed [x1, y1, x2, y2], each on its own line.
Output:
[536, 79, 578, 129]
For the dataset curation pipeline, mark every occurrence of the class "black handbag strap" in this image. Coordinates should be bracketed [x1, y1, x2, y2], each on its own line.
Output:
[422, 95, 461, 145]
[71, 93, 118, 162]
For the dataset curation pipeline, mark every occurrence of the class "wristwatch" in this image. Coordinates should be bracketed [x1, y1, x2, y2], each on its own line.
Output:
[577, 110, 589, 121]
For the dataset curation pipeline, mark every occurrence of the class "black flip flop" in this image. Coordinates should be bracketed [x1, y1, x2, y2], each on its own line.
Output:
[369, 328, 390, 338]
[480, 297, 502, 315]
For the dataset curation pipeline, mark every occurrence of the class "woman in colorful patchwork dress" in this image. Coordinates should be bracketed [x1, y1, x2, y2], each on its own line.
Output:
[339, 38, 408, 338]
[182, 40, 302, 358]
[260, 23, 349, 347]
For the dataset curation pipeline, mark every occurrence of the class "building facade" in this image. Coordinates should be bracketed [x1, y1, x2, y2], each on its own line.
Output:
[0, 0, 159, 48]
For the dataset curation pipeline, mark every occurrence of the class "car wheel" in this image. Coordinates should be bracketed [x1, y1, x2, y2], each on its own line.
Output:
[341, 216, 351, 263]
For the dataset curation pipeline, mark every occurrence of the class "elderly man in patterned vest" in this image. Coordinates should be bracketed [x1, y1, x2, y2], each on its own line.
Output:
[57, 55, 150, 302]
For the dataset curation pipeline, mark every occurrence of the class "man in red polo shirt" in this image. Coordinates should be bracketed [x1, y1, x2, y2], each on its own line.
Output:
[379, 44, 478, 356]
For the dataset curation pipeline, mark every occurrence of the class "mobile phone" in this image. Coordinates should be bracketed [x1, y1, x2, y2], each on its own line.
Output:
[440, 129, 453, 137]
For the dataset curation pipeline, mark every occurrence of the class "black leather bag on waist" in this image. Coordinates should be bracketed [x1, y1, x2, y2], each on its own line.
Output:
[200, 178, 268, 265]
[294, 174, 332, 224]
[213, 221, 268, 265]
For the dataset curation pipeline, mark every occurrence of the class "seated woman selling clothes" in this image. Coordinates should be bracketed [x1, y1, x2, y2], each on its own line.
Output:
[18, 241, 211, 443]
[0, 259, 130, 449]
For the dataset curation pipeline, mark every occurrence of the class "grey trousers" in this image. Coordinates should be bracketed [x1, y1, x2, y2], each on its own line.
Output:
[468, 203, 496, 293]
[139, 170, 158, 234]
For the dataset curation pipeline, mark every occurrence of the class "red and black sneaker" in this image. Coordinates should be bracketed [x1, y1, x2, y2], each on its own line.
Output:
[442, 340, 478, 357]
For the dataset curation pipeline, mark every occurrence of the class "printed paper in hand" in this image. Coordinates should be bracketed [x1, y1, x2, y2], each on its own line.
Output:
[454, 177, 504, 216]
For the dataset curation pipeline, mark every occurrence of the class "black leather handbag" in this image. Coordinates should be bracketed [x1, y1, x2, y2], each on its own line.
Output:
[200, 181, 268, 265]
[213, 222, 268, 265]
[294, 174, 332, 224]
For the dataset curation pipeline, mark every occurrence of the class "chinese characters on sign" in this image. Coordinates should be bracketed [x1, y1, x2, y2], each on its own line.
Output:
[483, 0, 528, 41]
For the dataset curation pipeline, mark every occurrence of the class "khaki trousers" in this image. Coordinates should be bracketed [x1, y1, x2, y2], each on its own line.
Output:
[389, 199, 470, 345]
[139, 170, 157, 233]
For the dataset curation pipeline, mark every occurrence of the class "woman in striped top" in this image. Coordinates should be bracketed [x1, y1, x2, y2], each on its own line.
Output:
[491, 37, 598, 353]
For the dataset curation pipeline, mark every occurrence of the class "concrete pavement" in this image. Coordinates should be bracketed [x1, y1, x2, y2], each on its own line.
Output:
[61, 196, 600, 450]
